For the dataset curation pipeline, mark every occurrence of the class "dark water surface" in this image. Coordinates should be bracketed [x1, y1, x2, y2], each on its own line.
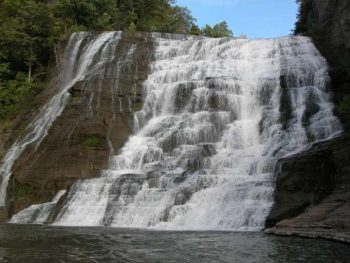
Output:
[0, 224, 348, 262]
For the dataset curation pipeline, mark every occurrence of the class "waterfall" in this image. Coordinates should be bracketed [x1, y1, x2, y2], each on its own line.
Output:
[0, 32, 122, 206]
[10, 190, 66, 224]
[11, 35, 342, 230]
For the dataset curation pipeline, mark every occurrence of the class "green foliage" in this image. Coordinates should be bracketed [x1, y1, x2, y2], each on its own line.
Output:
[114, 1, 197, 34]
[133, 101, 143, 111]
[294, 0, 320, 37]
[202, 21, 233, 38]
[162, 6, 196, 34]
[0, 0, 54, 78]
[0, 73, 41, 119]
[128, 22, 137, 32]
[55, 0, 118, 31]
[81, 134, 102, 149]
[189, 24, 202, 36]
[0, 0, 53, 119]
[294, 0, 312, 35]
[13, 182, 34, 200]
[10, 176, 38, 203]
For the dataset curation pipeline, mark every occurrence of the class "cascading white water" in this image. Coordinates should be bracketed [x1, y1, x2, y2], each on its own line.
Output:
[11, 35, 342, 230]
[0, 32, 122, 206]
[10, 190, 66, 224]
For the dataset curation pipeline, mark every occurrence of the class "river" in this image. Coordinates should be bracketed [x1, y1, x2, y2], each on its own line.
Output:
[0, 224, 348, 262]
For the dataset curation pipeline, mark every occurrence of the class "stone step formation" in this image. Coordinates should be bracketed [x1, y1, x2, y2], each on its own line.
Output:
[2, 32, 342, 230]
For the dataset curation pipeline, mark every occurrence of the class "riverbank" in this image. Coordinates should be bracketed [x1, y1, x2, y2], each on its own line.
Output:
[266, 228, 350, 244]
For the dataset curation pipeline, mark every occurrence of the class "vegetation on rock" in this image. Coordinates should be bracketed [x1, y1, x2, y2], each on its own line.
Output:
[81, 134, 102, 149]
[11, 177, 38, 204]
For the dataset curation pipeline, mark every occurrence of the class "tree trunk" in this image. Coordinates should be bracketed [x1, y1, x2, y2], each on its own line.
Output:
[27, 46, 33, 83]
[28, 65, 32, 83]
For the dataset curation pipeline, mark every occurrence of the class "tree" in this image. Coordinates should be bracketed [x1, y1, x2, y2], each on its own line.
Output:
[294, 0, 311, 34]
[0, 0, 53, 118]
[202, 21, 233, 38]
[116, 0, 196, 34]
[55, 0, 118, 31]
[0, 73, 39, 119]
[166, 6, 196, 34]
[0, 52, 10, 83]
[0, 0, 53, 82]
[127, 22, 137, 32]
[189, 24, 202, 36]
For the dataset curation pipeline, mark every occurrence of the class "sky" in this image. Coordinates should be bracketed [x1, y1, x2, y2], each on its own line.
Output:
[177, 0, 299, 38]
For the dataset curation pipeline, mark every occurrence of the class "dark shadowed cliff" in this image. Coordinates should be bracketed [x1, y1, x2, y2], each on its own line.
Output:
[266, 0, 350, 243]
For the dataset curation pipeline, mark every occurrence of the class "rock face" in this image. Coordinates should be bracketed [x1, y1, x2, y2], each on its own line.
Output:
[266, 0, 350, 243]
[266, 137, 350, 242]
[302, 0, 350, 104]
[311, 0, 350, 63]
[4, 32, 155, 216]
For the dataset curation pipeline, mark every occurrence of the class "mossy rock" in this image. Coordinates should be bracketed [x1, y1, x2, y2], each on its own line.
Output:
[336, 94, 350, 130]
[8, 177, 41, 215]
[70, 95, 81, 103]
[14, 184, 34, 200]
[134, 101, 143, 111]
[80, 134, 103, 149]
[11, 177, 38, 202]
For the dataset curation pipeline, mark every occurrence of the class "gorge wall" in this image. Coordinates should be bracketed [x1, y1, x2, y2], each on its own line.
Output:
[0, 32, 156, 218]
[266, 0, 350, 242]
[296, 0, 350, 110]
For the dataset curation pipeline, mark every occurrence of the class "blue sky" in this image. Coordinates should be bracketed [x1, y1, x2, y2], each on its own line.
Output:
[177, 0, 299, 38]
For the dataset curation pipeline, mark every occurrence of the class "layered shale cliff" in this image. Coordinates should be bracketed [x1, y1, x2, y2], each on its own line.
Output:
[0, 32, 156, 218]
[266, 0, 350, 242]
[295, 0, 350, 110]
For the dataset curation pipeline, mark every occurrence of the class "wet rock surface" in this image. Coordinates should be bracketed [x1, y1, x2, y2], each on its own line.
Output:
[307, 0, 350, 65]
[306, 0, 350, 104]
[4, 32, 155, 217]
[266, 136, 350, 243]
[266, 0, 350, 243]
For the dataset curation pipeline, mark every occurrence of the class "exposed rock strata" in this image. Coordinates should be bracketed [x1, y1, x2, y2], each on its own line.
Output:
[266, 136, 350, 243]
[266, 0, 350, 243]
[301, 0, 350, 106]
[4, 32, 155, 217]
